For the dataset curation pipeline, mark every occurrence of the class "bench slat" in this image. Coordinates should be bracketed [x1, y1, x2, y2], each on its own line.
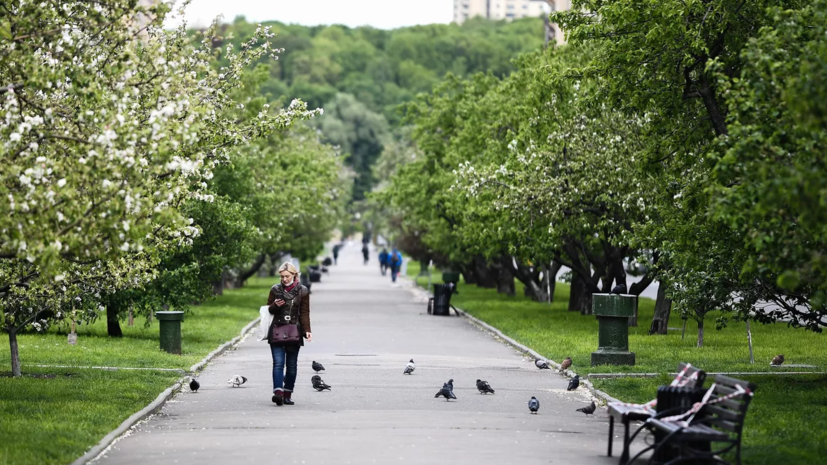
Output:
[649, 420, 730, 441]
[703, 417, 741, 433]
[703, 405, 741, 422]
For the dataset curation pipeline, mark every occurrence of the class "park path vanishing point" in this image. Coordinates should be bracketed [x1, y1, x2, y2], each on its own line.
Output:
[92, 244, 639, 465]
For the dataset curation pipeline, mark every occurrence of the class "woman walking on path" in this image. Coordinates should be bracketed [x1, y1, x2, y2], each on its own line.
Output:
[267, 262, 312, 406]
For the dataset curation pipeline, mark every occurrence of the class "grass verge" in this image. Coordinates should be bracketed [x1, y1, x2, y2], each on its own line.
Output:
[0, 278, 271, 465]
[408, 262, 827, 465]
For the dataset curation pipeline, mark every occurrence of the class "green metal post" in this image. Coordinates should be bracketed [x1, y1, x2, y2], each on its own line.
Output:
[156, 311, 184, 355]
[591, 294, 636, 366]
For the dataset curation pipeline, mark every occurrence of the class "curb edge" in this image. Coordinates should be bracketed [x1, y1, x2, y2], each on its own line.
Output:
[75, 316, 261, 465]
[70, 383, 181, 465]
[406, 279, 623, 406]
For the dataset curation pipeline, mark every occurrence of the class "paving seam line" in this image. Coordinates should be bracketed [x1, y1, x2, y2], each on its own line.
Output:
[75, 316, 261, 465]
[406, 281, 622, 405]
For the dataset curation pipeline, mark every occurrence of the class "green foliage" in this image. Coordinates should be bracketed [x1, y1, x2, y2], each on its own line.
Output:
[707, 1, 827, 329]
[218, 17, 546, 122]
[0, 368, 181, 465]
[216, 17, 547, 203]
[315, 93, 388, 201]
[0, 2, 340, 376]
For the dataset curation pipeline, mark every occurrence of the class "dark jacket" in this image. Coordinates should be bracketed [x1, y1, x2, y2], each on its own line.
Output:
[267, 282, 311, 346]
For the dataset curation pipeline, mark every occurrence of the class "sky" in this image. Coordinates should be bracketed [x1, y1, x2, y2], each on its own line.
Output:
[166, 0, 455, 30]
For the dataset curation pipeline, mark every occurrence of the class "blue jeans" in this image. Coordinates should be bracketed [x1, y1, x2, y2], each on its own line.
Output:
[391, 267, 400, 282]
[271, 345, 300, 392]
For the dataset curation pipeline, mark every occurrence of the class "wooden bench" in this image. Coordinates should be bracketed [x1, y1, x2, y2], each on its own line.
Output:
[608, 363, 706, 463]
[625, 374, 757, 465]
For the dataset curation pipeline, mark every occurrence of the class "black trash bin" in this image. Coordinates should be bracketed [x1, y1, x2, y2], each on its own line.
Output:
[309, 270, 322, 283]
[300, 273, 312, 293]
[428, 283, 456, 316]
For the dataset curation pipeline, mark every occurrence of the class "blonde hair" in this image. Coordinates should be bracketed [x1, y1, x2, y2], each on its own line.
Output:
[278, 262, 299, 277]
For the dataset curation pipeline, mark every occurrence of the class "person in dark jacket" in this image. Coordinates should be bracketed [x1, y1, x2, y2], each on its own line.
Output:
[362, 243, 369, 265]
[267, 262, 312, 406]
[389, 248, 403, 283]
[332, 243, 340, 265]
[379, 248, 389, 276]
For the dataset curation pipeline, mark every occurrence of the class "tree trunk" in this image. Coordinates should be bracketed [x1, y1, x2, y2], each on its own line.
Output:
[546, 261, 562, 303]
[746, 320, 754, 364]
[212, 280, 223, 296]
[569, 273, 593, 313]
[474, 258, 497, 289]
[697, 317, 705, 348]
[461, 263, 478, 285]
[222, 270, 234, 289]
[579, 289, 594, 316]
[106, 302, 123, 338]
[235, 254, 267, 287]
[513, 259, 546, 302]
[628, 298, 639, 327]
[496, 256, 515, 297]
[8, 327, 21, 377]
[649, 285, 672, 335]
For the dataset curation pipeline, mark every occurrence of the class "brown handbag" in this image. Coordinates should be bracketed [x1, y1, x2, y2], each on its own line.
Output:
[270, 320, 301, 344]
[269, 287, 303, 345]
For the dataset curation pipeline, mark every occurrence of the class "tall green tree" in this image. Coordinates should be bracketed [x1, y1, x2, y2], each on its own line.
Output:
[316, 93, 389, 201]
[0, 2, 320, 375]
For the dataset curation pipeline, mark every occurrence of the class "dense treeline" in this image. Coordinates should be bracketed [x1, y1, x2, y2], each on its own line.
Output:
[381, 0, 827, 343]
[215, 16, 546, 200]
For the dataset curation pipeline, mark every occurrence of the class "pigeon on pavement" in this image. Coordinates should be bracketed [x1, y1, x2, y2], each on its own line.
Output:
[611, 283, 627, 294]
[567, 375, 580, 391]
[476, 379, 495, 394]
[770, 354, 785, 366]
[311, 375, 331, 391]
[577, 401, 596, 416]
[535, 359, 550, 370]
[528, 396, 540, 414]
[560, 357, 572, 372]
[446, 378, 454, 390]
[312, 361, 325, 372]
[227, 375, 247, 387]
[434, 382, 457, 401]
[404, 359, 416, 375]
[189, 378, 200, 393]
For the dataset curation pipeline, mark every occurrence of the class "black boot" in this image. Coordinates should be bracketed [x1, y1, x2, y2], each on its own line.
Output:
[283, 391, 294, 405]
[272, 390, 284, 406]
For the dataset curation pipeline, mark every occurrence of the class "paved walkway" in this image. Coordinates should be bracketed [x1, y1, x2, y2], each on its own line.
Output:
[94, 245, 636, 465]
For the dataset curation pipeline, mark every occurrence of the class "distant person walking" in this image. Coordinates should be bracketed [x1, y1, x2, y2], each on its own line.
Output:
[389, 248, 403, 283]
[362, 243, 369, 265]
[379, 248, 389, 276]
[267, 262, 312, 406]
[332, 244, 340, 265]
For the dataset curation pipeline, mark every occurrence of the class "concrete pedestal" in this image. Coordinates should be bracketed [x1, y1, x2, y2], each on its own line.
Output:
[591, 294, 636, 366]
[156, 311, 184, 355]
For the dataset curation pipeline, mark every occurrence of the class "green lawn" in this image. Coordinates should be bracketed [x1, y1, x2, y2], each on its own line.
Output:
[0, 278, 269, 465]
[409, 262, 827, 465]
[1, 280, 267, 370]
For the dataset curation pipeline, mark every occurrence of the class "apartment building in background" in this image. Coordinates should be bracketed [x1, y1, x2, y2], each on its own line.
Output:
[453, 0, 571, 44]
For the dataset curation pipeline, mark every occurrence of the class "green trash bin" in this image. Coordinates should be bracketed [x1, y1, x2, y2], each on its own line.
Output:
[590, 294, 636, 366]
[442, 271, 460, 284]
[156, 311, 184, 355]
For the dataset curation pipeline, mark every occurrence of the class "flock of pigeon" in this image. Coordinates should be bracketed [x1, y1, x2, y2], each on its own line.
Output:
[187, 356, 597, 416]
